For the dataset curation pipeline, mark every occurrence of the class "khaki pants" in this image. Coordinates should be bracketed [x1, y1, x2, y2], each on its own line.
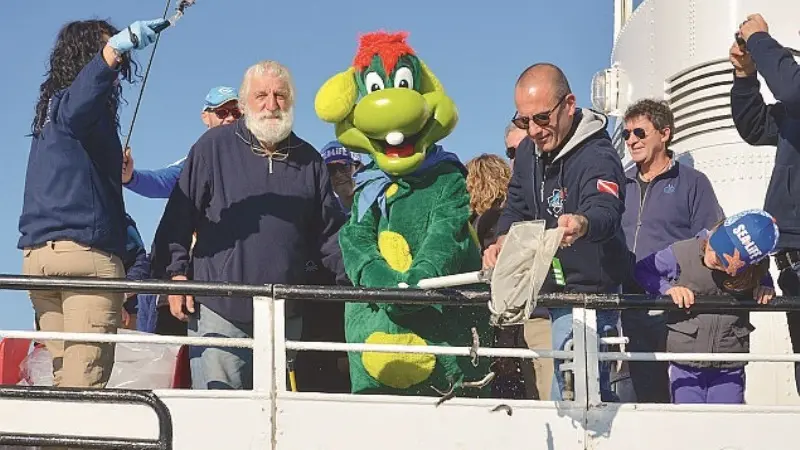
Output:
[523, 317, 554, 401]
[22, 240, 125, 388]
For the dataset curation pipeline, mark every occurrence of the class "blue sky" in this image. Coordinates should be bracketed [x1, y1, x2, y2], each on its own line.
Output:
[0, 0, 634, 330]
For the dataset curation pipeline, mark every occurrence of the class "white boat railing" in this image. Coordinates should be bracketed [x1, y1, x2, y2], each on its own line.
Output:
[2, 274, 800, 449]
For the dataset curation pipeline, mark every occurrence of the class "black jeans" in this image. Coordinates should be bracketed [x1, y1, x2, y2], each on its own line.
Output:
[777, 264, 800, 394]
[621, 309, 671, 403]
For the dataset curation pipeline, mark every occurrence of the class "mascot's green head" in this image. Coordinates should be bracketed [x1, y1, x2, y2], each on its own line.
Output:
[315, 31, 458, 176]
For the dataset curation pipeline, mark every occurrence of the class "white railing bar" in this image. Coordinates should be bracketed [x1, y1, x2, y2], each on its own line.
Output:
[284, 340, 573, 360]
[599, 336, 628, 345]
[599, 352, 800, 362]
[0, 330, 254, 348]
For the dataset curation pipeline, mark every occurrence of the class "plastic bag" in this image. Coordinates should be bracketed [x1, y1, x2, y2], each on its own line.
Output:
[15, 331, 180, 389]
[106, 330, 181, 389]
[17, 345, 53, 387]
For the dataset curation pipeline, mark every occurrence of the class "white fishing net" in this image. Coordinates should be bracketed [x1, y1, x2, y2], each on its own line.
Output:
[409, 220, 564, 327]
[487, 220, 564, 327]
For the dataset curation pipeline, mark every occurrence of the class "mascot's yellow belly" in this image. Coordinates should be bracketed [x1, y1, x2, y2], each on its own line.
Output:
[362, 332, 436, 389]
[378, 230, 412, 273]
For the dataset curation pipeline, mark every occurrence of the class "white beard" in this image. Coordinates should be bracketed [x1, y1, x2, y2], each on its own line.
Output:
[244, 105, 294, 146]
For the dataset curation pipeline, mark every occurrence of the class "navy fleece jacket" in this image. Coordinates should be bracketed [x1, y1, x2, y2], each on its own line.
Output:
[623, 161, 723, 262]
[731, 31, 800, 250]
[19, 51, 127, 258]
[497, 108, 629, 294]
[151, 120, 347, 323]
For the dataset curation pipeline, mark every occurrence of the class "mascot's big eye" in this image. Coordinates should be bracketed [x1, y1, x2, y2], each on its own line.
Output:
[365, 72, 384, 92]
[393, 67, 413, 89]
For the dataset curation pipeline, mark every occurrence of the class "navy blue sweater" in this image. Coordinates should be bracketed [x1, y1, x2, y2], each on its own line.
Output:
[731, 31, 800, 250]
[497, 109, 629, 294]
[18, 51, 127, 259]
[151, 120, 347, 323]
[622, 161, 723, 262]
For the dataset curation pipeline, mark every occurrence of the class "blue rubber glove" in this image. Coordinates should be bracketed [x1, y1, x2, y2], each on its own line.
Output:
[108, 19, 168, 53]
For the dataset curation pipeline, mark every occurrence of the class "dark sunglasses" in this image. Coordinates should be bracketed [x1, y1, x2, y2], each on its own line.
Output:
[621, 128, 647, 141]
[511, 94, 567, 129]
[506, 146, 516, 159]
[210, 107, 242, 120]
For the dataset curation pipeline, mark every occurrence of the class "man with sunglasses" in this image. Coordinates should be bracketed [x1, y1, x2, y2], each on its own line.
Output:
[320, 140, 363, 213]
[730, 13, 800, 394]
[483, 63, 628, 402]
[620, 98, 723, 403]
[122, 86, 240, 198]
[504, 122, 527, 166]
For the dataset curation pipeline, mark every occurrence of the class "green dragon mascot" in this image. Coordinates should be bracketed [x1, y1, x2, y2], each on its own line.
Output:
[314, 31, 492, 397]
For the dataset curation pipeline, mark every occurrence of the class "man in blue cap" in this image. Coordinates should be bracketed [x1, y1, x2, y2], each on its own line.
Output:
[320, 140, 363, 213]
[121, 85, 240, 198]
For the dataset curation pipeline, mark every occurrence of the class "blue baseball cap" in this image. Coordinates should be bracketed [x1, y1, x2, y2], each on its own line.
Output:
[708, 209, 779, 275]
[202, 86, 238, 111]
[320, 140, 361, 165]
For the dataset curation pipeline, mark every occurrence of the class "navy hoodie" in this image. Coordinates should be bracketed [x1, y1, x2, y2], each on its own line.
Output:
[497, 108, 629, 294]
[731, 31, 800, 250]
[151, 120, 347, 323]
[18, 51, 126, 258]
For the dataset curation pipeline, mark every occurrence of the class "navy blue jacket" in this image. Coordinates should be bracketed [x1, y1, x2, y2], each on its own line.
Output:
[731, 31, 800, 250]
[497, 109, 629, 294]
[151, 120, 347, 323]
[18, 51, 127, 258]
[622, 161, 723, 263]
[123, 214, 149, 283]
[122, 214, 150, 315]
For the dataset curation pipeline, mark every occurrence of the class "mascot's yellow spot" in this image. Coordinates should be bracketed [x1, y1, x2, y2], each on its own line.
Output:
[385, 183, 399, 198]
[378, 231, 412, 273]
[362, 332, 436, 389]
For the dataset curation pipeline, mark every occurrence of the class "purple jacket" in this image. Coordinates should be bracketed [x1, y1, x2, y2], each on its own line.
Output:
[622, 160, 723, 263]
[635, 230, 774, 295]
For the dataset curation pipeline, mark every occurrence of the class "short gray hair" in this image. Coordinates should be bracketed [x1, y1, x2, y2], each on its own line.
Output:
[239, 60, 296, 106]
[504, 122, 517, 139]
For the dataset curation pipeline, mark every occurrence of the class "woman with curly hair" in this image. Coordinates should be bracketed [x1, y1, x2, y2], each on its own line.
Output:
[466, 154, 512, 250]
[18, 17, 166, 388]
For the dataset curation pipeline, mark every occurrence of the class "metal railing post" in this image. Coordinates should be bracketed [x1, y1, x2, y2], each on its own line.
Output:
[251, 295, 274, 394]
[570, 308, 591, 406]
[273, 298, 287, 393]
[581, 308, 602, 406]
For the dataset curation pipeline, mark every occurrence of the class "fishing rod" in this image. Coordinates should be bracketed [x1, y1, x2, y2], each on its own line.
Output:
[123, 0, 197, 150]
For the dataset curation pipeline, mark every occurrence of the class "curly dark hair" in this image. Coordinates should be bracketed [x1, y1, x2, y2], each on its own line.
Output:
[31, 19, 141, 135]
[623, 98, 676, 148]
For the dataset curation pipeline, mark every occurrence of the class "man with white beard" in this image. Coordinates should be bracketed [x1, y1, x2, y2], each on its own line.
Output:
[151, 60, 348, 390]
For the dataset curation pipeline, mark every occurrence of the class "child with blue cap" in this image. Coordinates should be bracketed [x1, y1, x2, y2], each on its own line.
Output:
[635, 209, 779, 404]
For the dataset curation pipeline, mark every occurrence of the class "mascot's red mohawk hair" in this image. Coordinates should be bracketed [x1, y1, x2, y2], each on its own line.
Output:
[353, 31, 416, 76]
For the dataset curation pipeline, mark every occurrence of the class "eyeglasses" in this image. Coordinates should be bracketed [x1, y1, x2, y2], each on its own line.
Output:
[621, 128, 647, 141]
[506, 146, 516, 160]
[511, 95, 567, 129]
[210, 107, 241, 120]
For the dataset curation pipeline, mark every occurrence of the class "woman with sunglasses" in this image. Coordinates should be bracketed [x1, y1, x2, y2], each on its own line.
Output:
[18, 17, 166, 388]
[122, 85, 240, 199]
